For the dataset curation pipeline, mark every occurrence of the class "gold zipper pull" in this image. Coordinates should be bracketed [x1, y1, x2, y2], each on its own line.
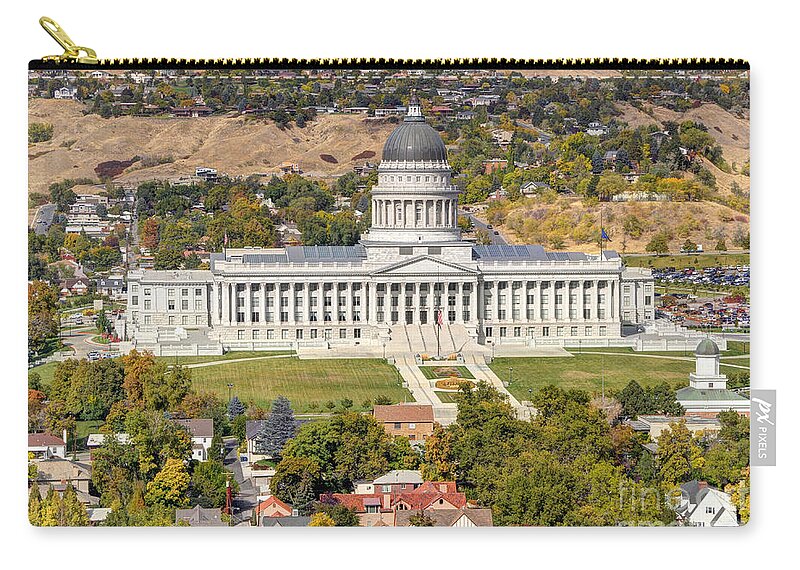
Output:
[39, 16, 98, 64]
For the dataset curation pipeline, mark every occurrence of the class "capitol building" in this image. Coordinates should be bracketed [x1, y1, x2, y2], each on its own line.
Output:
[124, 97, 655, 356]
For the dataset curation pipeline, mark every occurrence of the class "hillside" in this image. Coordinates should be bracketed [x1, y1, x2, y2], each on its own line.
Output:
[483, 197, 749, 255]
[615, 101, 750, 195]
[28, 99, 396, 197]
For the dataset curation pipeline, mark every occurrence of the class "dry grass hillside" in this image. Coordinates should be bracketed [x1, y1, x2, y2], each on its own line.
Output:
[484, 197, 749, 255]
[28, 99, 396, 197]
[615, 101, 750, 195]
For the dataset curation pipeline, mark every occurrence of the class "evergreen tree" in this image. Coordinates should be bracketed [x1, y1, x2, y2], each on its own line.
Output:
[228, 395, 246, 419]
[62, 484, 90, 526]
[255, 395, 296, 458]
[28, 485, 42, 526]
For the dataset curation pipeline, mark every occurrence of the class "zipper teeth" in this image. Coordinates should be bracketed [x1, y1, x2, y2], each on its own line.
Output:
[30, 57, 750, 70]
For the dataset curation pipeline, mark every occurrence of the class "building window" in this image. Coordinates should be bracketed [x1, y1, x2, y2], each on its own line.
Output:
[144, 288, 151, 296]
[310, 329, 318, 339]
[144, 300, 151, 310]
[195, 288, 202, 296]
[339, 328, 347, 339]
[144, 315, 151, 324]
[267, 330, 275, 339]
[168, 300, 175, 311]
[296, 329, 303, 340]
[485, 327, 493, 337]
[131, 296, 138, 306]
[585, 326, 593, 336]
[542, 327, 549, 337]
[428, 246, 441, 255]
[393, 423, 401, 430]
[131, 284, 139, 293]
[706, 506, 715, 514]
[195, 299, 203, 311]
[570, 326, 578, 336]
[252, 330, 260, 340]
[557, 326, 564, 337]
[168, 316, 175, 325]
[599, 326, 607, 336]
[181, 299, 188, 310]
[408, 423, 416, 429]
[399, 247, 413, 255]
[181, 288, 188, 296]
[168, 289, 175, 298]
[499, 327, 507, 337]
[196, 316, 203, 325]
[181, 315, 188, 325]
[354, 328, 361, 339]
[237, 330, 245, 340]
[645, 295, 652, 305]
[281, 329, 289, 340]
[514, 326, 521, 337]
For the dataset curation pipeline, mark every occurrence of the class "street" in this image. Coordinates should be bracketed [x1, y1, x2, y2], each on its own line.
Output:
[32, 203, 56, 235]
[461, 211, 508, 245]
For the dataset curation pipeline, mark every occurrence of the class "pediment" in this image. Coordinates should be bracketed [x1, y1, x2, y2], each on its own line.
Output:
[371, 255, 478, 277]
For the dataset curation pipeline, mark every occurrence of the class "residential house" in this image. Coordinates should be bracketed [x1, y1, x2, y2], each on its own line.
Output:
[53, 87, 78, 100]
[254, 496, 293, 519]
[171, 106, 213, 118]
[176, 505, 227, 526]
[491, 129, 514, 147]
[59, 277, 90, 299]
[322, 471, 468, 526]
[585, 121, 609, 137]
[261, 516, 310, 527]
[96, 277, 126, 300]
[677, 480, 739, 527]
[521, 181, 551, 196]
[28, 432, 67, 459]
[195, 167, 218, 182]
[174, 419, 214, 461]
[394, 507, 493, 527]
[625, 415, 721, 439]
[373, 405, 435, 442]
[245, 419, 266, 459]
[482, 158, 508, 175]
[86, 433, 129, 458]
[35, 458, 92, 495]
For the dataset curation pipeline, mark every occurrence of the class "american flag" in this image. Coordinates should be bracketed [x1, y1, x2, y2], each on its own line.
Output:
[436, 309, 443, 326]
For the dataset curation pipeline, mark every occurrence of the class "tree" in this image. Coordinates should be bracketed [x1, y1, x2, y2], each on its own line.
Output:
[308, 512, 336, 527]
[29, 122, 54, 143]
[29, 485, 42, 525]
[314, 503, 359, 526]
[616, 380, 648, 418]
[228, 395, 246, 419]
[145, 458, 190, 508]
[28, 280, 60, 352]
[408, 511, 435, 526]
[190, 460, 235, 508]
[715, 239, 727, 252]
[645, 231, 671, 255]
[62, 484, 90, 526]
[656, 421, 704, 486]
[596, 173, 627, 201]
[255, 395, 296, 458]
[270, 457, 323, 515]
[682, 239, 698, 253]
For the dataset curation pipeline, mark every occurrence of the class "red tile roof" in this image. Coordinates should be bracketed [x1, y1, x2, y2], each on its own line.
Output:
[254, 496, 292, 517]
[321, 480, 465, 513]
[373, 404, 434, 424]
[28, 433, 65, 447]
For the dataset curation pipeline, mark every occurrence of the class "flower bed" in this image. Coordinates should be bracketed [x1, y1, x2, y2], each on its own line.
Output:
[419, 366, 475, 380]
[434, 378, 475, 391]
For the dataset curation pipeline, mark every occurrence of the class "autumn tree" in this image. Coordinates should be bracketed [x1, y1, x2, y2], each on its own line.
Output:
[656, 421, 705, 486]
[28, 280, 60, 352]
[308, 512, 336, 527]
[145, 458, 190, 508]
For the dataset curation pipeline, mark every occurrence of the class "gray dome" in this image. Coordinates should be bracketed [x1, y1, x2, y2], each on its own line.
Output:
[695, 339, 720, 356]
[382, 115, 447, 163]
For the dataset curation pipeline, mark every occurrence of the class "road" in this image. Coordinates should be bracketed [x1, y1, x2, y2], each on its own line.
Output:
[32, 203, 57, 235]
[461, 211, 508, 245]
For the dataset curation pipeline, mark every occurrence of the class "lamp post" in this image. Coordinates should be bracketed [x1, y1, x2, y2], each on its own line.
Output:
[509, 367, 513, 386]
[227, 383, 234, 403]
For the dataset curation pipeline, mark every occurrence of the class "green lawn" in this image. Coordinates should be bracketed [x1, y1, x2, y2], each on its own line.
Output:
[74, 420, 104, 450]
[624, 253, 749, 270]
[158, 350, 295, 366]
[190, 358, 412, 413]
[435, 391, 462, 404]
[419, 365, 475, 380]
[29, 362, 59, 386]
[491, 354, 696, 400]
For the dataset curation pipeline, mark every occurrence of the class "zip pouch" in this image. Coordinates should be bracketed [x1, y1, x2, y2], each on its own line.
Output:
[28, 17, 751, 528]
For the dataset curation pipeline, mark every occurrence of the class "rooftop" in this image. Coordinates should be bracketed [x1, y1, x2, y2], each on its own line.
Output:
[373, 404, 434, 424]
[174, 418, 214, 438]
[373, 470, 425, 485]
[28, 433, 65, 447]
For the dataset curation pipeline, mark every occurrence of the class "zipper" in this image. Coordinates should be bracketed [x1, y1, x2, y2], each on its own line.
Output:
[33, 16, 749, 71]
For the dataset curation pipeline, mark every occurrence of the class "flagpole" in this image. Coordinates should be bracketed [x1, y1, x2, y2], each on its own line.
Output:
[600, 208, 603, 257]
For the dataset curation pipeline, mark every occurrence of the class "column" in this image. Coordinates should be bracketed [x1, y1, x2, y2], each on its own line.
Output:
[521, 280, 529, 322]
[606, 280, 613, 322]
[221, 282, 228, 325]
[578, 280, 585, 322]
[344, 282, 352, 324]
[549, 280, 557, 322]
[317, 282, 326, 325]
[243, 282, 251, 324]
[260, 282, 267, 324]
[455, 283, 463, 324]
[492, 280, 499, 321]
[274, 281, 282, 324]
[591, 280, 598, 321]
[470, 281, 479, 324]
[508, 281, 515, 322]
[368, 282, 377, 323]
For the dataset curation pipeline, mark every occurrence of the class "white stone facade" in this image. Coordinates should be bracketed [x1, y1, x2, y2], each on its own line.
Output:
[125, 104, 655, 354]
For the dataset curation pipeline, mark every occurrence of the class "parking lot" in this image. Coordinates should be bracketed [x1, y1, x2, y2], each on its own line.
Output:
[653, 265, 750, 288]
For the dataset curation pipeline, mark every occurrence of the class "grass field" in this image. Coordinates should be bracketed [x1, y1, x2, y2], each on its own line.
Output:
[159, 350, 295, 366]
[29, 362, 59, 386]
[623, 253, 750, 270]
[190, 358, 412, 413]
[435, 391, 462, 404]
[419, 365, 475, 380]
[492, 353, 697, 401]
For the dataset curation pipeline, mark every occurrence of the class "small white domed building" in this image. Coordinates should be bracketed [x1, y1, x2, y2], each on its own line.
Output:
[676, 339, 749, 417]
